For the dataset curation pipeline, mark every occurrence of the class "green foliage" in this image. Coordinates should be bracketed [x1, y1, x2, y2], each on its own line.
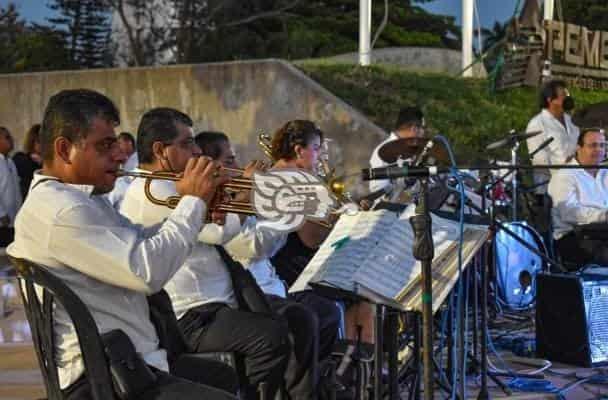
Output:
[297, 61, 606, 161]
[562, 0, 608, 31]
[47, 0, 112, 68]
[186, 0, 458, 63]
[11, 27, 73, 73]
[0, 4, 73, 73]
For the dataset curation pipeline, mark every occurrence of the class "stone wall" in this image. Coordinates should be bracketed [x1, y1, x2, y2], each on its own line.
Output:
[331, 47, 487, 77]
[0, 59, 387, 197]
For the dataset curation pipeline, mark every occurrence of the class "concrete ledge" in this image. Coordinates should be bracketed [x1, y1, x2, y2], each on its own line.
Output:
[0, 59, 387, 197]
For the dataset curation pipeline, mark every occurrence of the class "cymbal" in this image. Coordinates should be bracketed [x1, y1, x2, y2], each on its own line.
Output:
[485, 130, 542, 151]
[378, 137, 450, 165]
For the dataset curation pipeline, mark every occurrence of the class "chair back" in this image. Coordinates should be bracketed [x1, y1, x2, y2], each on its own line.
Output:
[9, 257, 115, 400]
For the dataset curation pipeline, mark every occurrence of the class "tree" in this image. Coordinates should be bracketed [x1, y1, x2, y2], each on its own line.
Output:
[105, 0, 305, 66]
[47, 0, 112, 68]
[0, 4, 72, 73]
[561, 0, 608, 31]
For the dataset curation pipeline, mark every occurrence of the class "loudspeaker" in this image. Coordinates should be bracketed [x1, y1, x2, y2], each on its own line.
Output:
[536, 272, 608, 367]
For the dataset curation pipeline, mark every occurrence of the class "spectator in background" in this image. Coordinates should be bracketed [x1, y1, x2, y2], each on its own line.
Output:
[0, 127, 22, 246]
[107, 132, 138, 208]
[118, 131, 138, 171]
[13, 124, 42, 199]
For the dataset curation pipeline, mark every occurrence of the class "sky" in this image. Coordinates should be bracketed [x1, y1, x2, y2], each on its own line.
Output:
[2, 0, 523, 29]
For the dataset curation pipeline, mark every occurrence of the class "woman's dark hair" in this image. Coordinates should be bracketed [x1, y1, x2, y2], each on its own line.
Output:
[23, 124, 41, 154]
[195, 131, 229, 160]
[270, 120, 323, 161]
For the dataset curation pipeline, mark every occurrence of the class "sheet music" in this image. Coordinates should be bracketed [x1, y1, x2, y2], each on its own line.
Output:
[352, 218, 417, 299]
[290, 205, 488, 303]
[289, 210, 397, 293]
[352, 205, 466, 300]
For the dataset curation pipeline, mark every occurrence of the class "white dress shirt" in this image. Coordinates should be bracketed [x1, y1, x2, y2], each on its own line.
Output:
[120, 171, 244, 318]
[106, 153, 139, 208]
[526, 109, 579, 191]
[369, 132, 399, 193]
[225, 217, 288, 298]
[548, 159, 608, 240]
[0, 154, 22, 226]
[7, 173, 205, 388]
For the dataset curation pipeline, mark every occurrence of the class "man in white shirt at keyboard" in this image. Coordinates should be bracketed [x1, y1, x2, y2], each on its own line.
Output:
[120, 109, 291, 400]
[526, 80, 579, 192]
[0, 127, 22, 246]
[7, 89, 235, 400]
[548, 127, 608, 269]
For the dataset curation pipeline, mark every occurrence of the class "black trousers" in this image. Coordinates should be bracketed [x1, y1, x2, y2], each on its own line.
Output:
[178, 303, 290, 400]
[267, 291, 340, 400]
[64, 367, 236, 400]
[556, 231, 608, 270]
[0, 227, 14, 247]
[289, 290, 341, 360]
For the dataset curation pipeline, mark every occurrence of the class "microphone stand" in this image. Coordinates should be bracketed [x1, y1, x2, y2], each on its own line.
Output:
[410, 178, 435, 400]
[363, 162, 608, 400]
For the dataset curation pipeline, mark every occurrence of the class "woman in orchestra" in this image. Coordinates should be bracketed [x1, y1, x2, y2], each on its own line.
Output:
[12, 123, 42, 199]
[269, 119, 376, 344]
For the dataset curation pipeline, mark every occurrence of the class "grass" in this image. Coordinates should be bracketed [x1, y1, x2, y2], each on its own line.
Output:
[296, 60, 608, 161]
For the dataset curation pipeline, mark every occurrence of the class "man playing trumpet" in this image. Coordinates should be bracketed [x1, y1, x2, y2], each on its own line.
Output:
[8, 90, 236, 400]
[120, 109, 299, 400]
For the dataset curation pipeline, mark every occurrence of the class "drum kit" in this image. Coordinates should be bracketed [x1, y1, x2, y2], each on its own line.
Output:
[374, 131, 549, 311]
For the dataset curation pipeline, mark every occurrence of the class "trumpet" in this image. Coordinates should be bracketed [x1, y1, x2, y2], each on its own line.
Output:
[117, 168, 333, 228]
[117, 168, 256, 216]
[258, 132, 273, 161]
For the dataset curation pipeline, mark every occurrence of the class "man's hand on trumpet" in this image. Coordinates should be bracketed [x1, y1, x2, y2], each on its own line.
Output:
[176, 156, 230, 205]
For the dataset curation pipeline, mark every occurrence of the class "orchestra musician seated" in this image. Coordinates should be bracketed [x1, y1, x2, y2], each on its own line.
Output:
[548, 127, 608, 269]
[7, 90, 237, 400]
[119, 110, 293, 400]
[195, 128, 337, 399]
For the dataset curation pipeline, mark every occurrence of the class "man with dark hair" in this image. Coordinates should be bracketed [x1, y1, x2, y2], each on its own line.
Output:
[0, 126, 22, 246]
[7, 89, 235, 400]
[526, 79, 579, 192]
[195, 131, 236, 166]
[107, 132, 138, 207]
[118, 131, 137, 170]
[121, 110, 291, 400]
[368, 106, 426, 195]
[548, 127, 608, 269]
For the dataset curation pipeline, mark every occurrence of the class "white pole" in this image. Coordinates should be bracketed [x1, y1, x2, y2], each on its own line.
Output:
[544, 0, 554, 21]
[461, 0, 474, 77]
[359, 0, 371, 66]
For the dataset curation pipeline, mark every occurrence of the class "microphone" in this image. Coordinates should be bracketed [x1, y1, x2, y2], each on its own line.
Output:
[361, 165, 449, 181]
[529, 137, 554, 158]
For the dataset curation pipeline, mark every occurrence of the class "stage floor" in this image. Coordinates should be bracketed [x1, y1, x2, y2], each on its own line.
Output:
[1, 274, 608, 400]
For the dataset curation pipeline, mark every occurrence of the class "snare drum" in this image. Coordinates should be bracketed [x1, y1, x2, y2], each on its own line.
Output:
[494, 222, 547, 310]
